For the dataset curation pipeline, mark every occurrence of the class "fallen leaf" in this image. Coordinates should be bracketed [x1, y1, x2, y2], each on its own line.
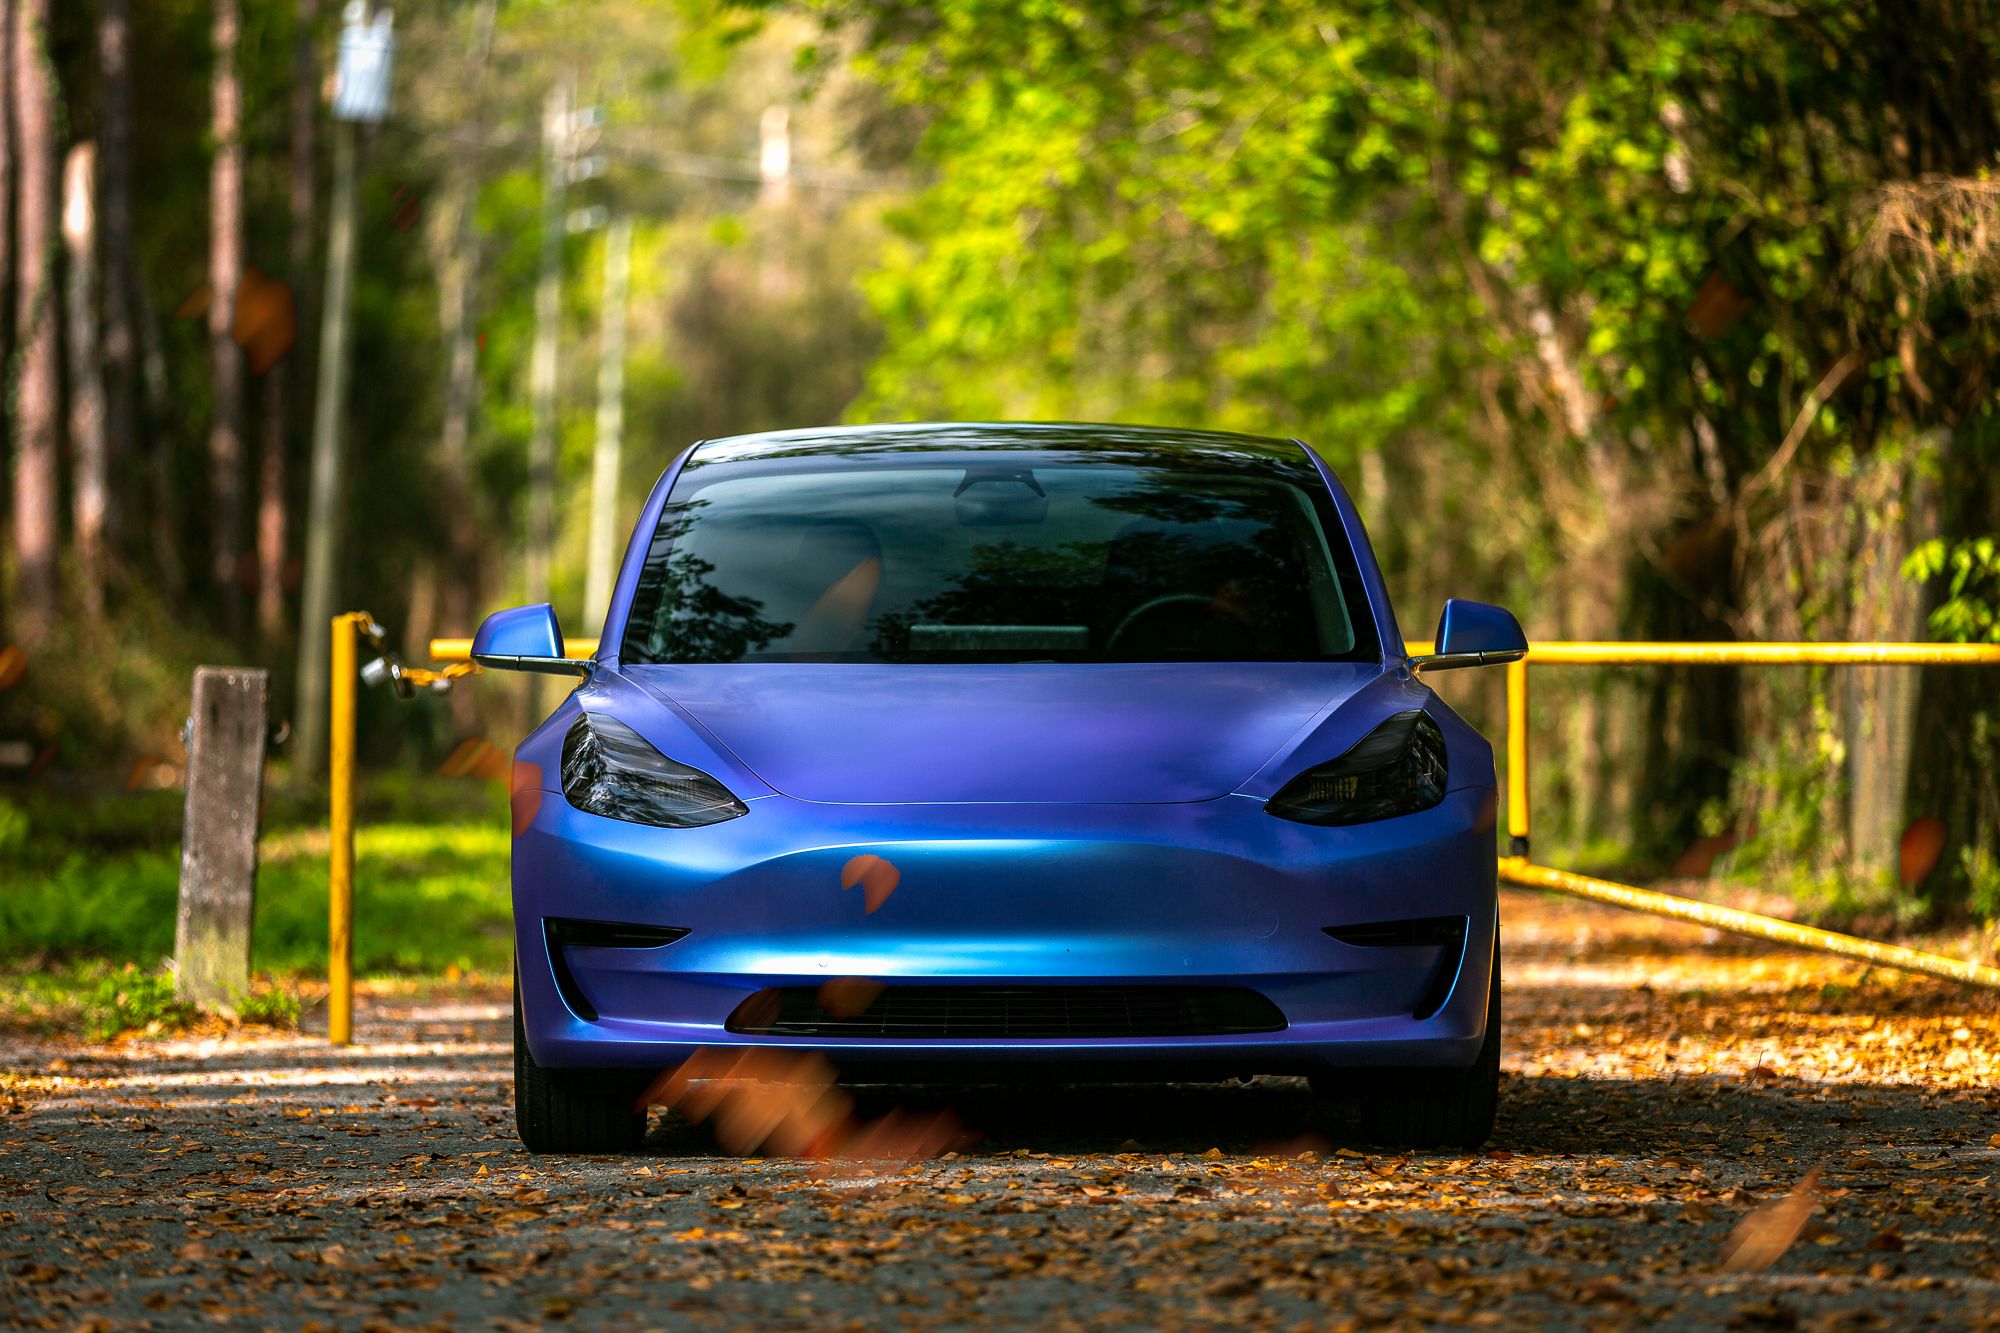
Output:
[1572, 1278, 1634, 1304]
[1718, 1167, 1820, 1272]
[1728, 1297, 1798, 1328]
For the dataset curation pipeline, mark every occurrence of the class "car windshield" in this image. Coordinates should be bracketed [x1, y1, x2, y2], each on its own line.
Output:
[620, 443, 1380, 665]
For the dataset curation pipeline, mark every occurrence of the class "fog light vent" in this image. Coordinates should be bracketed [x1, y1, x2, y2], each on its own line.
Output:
[543, 919, 690, 1023]
[545, 919, 689, 949]
[1323, 916, 1466, 948]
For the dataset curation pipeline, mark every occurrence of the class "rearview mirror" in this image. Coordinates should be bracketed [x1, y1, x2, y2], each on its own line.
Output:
[471, 604, 591, 676]
[1410, 599, 1528, 672]
[954, 466, 1049, 526]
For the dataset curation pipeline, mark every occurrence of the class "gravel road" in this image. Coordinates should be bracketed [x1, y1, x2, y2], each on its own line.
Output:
[5, 888, 1998, 1329]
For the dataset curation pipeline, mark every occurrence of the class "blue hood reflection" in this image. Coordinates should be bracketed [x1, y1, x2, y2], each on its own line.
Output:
[625, 662, 1380, 805]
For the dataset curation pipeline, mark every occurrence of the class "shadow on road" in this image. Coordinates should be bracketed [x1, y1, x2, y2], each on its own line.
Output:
[7, 887, 1996, 1331]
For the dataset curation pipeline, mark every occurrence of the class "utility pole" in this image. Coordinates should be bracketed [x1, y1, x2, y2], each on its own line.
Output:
[209, 0, 247, 634]
[758, 104, 791, 208]
[583, 215, 631, 632]
[295, 0, 393, 774]
[98, 0, 138, 554]
[757, 103, 794, 300]
[524, 76, 575, 614]
[259, 0, 320, 644]
[525, 77, 603, 620]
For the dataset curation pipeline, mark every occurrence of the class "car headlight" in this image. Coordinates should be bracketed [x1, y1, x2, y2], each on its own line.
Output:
[561, 713, 748, 827]
[1265, 710, 1448, 826]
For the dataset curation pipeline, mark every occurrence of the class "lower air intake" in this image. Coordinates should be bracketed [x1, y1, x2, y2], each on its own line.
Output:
[726, 985, 1287, 1039]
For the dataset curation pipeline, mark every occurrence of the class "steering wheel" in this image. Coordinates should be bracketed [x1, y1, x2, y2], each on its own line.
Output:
[1106, 593, 1228, 650]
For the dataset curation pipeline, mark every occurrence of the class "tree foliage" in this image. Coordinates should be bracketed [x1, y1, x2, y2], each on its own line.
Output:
[7, 0, 2000, 922]
[6, 1, 890, 765]
[782, 0, 2000, 915]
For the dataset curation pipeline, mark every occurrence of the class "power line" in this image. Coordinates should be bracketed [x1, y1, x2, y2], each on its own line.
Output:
[382, 121, 914, 194]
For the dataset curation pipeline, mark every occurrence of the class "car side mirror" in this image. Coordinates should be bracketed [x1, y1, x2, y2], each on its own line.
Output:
[471, 603, 591, 676]
[1409, 598, 1528, 672]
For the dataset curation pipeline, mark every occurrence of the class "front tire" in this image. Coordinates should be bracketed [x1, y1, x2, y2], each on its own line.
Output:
[1324, 944, 1502, 1151]
[513, 973, 647, 1154]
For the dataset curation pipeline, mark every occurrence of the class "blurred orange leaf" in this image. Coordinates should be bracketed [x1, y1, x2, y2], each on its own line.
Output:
[1718, 1167, 1820, 1273]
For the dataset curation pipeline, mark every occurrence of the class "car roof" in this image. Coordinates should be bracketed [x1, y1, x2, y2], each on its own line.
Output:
[687, 421, 1311, 467]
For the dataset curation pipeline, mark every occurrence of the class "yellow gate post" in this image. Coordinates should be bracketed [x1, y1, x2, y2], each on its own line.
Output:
[1405, 640, 1531, 855]
[321, 624, 593, 1048]
[327, 611, 371, 1046]
[1505, 657, 1530, 858]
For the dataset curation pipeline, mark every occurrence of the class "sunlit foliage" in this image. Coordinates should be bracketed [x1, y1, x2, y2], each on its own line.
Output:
[773, 0, 2000, 917]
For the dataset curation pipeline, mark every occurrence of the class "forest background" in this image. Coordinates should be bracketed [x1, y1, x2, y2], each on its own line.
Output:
[5, 0, 2000, 1012]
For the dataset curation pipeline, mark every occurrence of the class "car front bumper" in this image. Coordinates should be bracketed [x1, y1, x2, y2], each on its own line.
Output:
[512, 785, 1499, 1078]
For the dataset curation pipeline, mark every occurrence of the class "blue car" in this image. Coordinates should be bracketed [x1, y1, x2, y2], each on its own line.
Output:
[474, 422, 1526, 1153]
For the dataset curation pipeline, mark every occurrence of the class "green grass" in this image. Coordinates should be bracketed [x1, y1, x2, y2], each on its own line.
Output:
[0, 775, 515, 979]
[3, 962, 197, 1041]
[233, 983, 303, 1029]
[0, 960, 308, 1039]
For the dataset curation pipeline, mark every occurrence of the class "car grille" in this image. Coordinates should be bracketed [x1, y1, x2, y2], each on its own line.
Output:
[725, 985, 1287, 1039]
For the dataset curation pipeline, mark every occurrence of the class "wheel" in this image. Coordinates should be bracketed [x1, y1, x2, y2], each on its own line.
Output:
[513, 971, 647, 1154]
[1330, 944, 1501, 1151]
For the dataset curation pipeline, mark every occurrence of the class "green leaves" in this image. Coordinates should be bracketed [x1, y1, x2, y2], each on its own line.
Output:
[1905, 538, 2000, 644]
[778, 0, 2000, 914]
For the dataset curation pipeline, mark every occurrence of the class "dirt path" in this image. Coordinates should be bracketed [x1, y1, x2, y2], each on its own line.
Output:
[4, 889, 1998, 1329]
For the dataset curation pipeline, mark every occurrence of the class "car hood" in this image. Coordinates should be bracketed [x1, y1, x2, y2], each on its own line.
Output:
[622, 662, 1382, 804]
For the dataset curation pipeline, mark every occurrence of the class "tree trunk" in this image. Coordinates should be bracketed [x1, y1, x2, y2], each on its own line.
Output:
[405, 562, 437, 667]
[1, 0, 14, 404]
[8, 0, 59, 644]
[436, 235, 482, 733]
[63, 143, 109, 618]
[256, 376, 288, 639]
[290, 118, 358, 775]
[434, 0, 495, 734]
[1843, 440, 1942, 898]
[136, 276, 185, 594]
[98, 0, 137, 554]
[258, 0, 319, 645]
[209, 0, 247, 633]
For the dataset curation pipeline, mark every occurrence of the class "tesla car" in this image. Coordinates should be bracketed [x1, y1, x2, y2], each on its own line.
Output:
[474, 422, 1526, 1153]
